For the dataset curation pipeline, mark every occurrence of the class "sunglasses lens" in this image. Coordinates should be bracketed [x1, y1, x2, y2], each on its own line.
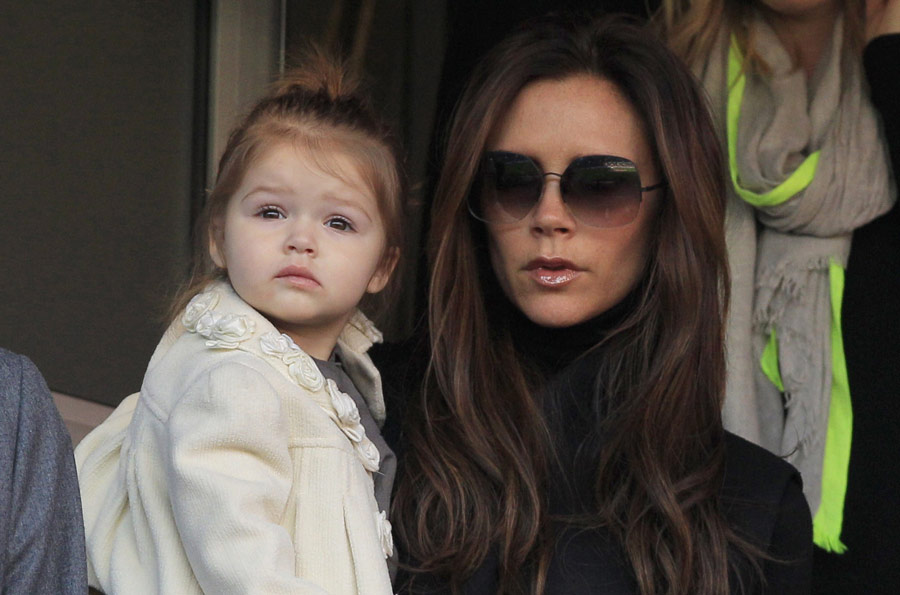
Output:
[563, 156, 642, 227]
[470, 153, 648, 227]
[472, 152, 542, 223]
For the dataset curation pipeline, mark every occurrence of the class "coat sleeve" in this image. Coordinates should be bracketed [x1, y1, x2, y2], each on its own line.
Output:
[166, 360, 329, 594]
[0, 351, 87, 594]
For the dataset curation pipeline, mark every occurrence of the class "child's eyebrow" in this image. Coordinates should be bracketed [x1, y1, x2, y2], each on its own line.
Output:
[240, 185, 291, 201]
[321, 192, 375, 222]
[239, 186, 376, 222]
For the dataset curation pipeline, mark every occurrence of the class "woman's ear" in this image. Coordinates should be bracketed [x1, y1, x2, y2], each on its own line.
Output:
[208, 222, 226, 269]
[366, 247, 400, 294]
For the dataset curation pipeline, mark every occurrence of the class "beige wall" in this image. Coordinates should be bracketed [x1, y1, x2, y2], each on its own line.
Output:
[208, 0, 283, 183]
[0, 2, 287, 408]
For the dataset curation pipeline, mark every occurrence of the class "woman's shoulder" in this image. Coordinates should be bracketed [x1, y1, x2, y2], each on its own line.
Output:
[721, 432, 801, 497]
[722, 433, 813, 591]
[720, 432, 811, 550]
[371, 334, 430, 402]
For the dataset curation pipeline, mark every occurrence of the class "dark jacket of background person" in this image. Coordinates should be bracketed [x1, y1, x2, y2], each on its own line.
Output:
[0, 348, 87, 593]
[817, 32, 900, 595]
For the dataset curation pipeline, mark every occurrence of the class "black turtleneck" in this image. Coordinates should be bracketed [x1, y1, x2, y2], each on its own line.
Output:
[502, 292, 641, 591]
[503, 288, 636, 377]
[502, 289, 631, 505]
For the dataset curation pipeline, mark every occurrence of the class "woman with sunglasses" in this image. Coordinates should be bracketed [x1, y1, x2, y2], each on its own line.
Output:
[379, 14, 812, 595]
[658, 1, 899, 591]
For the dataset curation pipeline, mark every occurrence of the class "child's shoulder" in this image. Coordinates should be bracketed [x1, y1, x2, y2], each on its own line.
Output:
[337, 309, 384, 355]
[153, 283, 384, 416]
[143, 282, 284, 406]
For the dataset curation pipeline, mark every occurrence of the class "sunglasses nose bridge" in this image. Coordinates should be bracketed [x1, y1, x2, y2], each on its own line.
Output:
[531, 172, 577, 231]
[541, 171, 563, 190]
[540, 171, 563, 193]
[535, 172, 565, 209]
[538, 171, 573, 210]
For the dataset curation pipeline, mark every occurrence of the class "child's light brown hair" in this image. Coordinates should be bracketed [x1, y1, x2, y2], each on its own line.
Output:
[171, 49, 405, 321]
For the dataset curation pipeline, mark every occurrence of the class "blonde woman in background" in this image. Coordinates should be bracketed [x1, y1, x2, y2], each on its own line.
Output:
[658, 1, 900, 592]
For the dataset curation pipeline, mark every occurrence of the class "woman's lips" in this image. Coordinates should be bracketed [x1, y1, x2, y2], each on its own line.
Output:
[525, 257, 581, 288]
[276, 265, 321, 289]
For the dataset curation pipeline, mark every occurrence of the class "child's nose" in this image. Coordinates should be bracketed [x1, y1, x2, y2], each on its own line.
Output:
[284, 220, 317, 255]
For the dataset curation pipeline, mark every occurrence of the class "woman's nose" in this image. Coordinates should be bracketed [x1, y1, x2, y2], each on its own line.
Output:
[530, 175, 576, 234]
[284, 219, 317, 255]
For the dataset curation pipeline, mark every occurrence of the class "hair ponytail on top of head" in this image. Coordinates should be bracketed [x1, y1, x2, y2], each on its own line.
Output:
[169, 46, 405, 322]
[271, 46, 360, 101]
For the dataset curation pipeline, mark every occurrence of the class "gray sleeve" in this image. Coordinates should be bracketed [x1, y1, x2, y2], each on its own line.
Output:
[0, 349, 88, 593]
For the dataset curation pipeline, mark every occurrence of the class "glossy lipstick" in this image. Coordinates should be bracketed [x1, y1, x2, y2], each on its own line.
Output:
[276, 265, 320, 289]
[525, 257, 581, 288]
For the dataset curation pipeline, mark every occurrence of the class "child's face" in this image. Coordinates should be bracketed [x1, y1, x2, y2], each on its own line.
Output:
[210, 142, 394, 358]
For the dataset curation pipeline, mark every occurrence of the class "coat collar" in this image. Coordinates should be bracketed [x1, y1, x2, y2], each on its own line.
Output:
[177, 281, 384, 417]
[177, 281, 387, 470]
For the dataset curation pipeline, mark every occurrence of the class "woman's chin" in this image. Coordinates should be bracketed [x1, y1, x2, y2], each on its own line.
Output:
[515, 301, 609, 329]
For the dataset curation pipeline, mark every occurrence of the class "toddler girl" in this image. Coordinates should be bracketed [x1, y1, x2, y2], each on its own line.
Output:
[75, 53, 403, 594]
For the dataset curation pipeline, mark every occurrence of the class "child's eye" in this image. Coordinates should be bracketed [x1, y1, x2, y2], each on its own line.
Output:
[256, 206, 285, 219]
[325, 216, 355, 232]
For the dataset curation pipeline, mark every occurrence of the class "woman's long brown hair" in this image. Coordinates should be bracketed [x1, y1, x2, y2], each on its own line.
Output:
[392, 15, 760, 594]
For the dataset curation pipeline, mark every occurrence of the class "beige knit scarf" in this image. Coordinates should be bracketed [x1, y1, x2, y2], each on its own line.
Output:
[698, 14, 895, 513]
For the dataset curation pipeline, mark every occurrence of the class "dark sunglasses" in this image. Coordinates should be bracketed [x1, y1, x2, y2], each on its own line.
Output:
[469, 151, 666, 228]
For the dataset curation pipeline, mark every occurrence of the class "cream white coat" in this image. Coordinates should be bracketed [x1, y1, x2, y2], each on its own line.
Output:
[76, 282, 393, 594]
